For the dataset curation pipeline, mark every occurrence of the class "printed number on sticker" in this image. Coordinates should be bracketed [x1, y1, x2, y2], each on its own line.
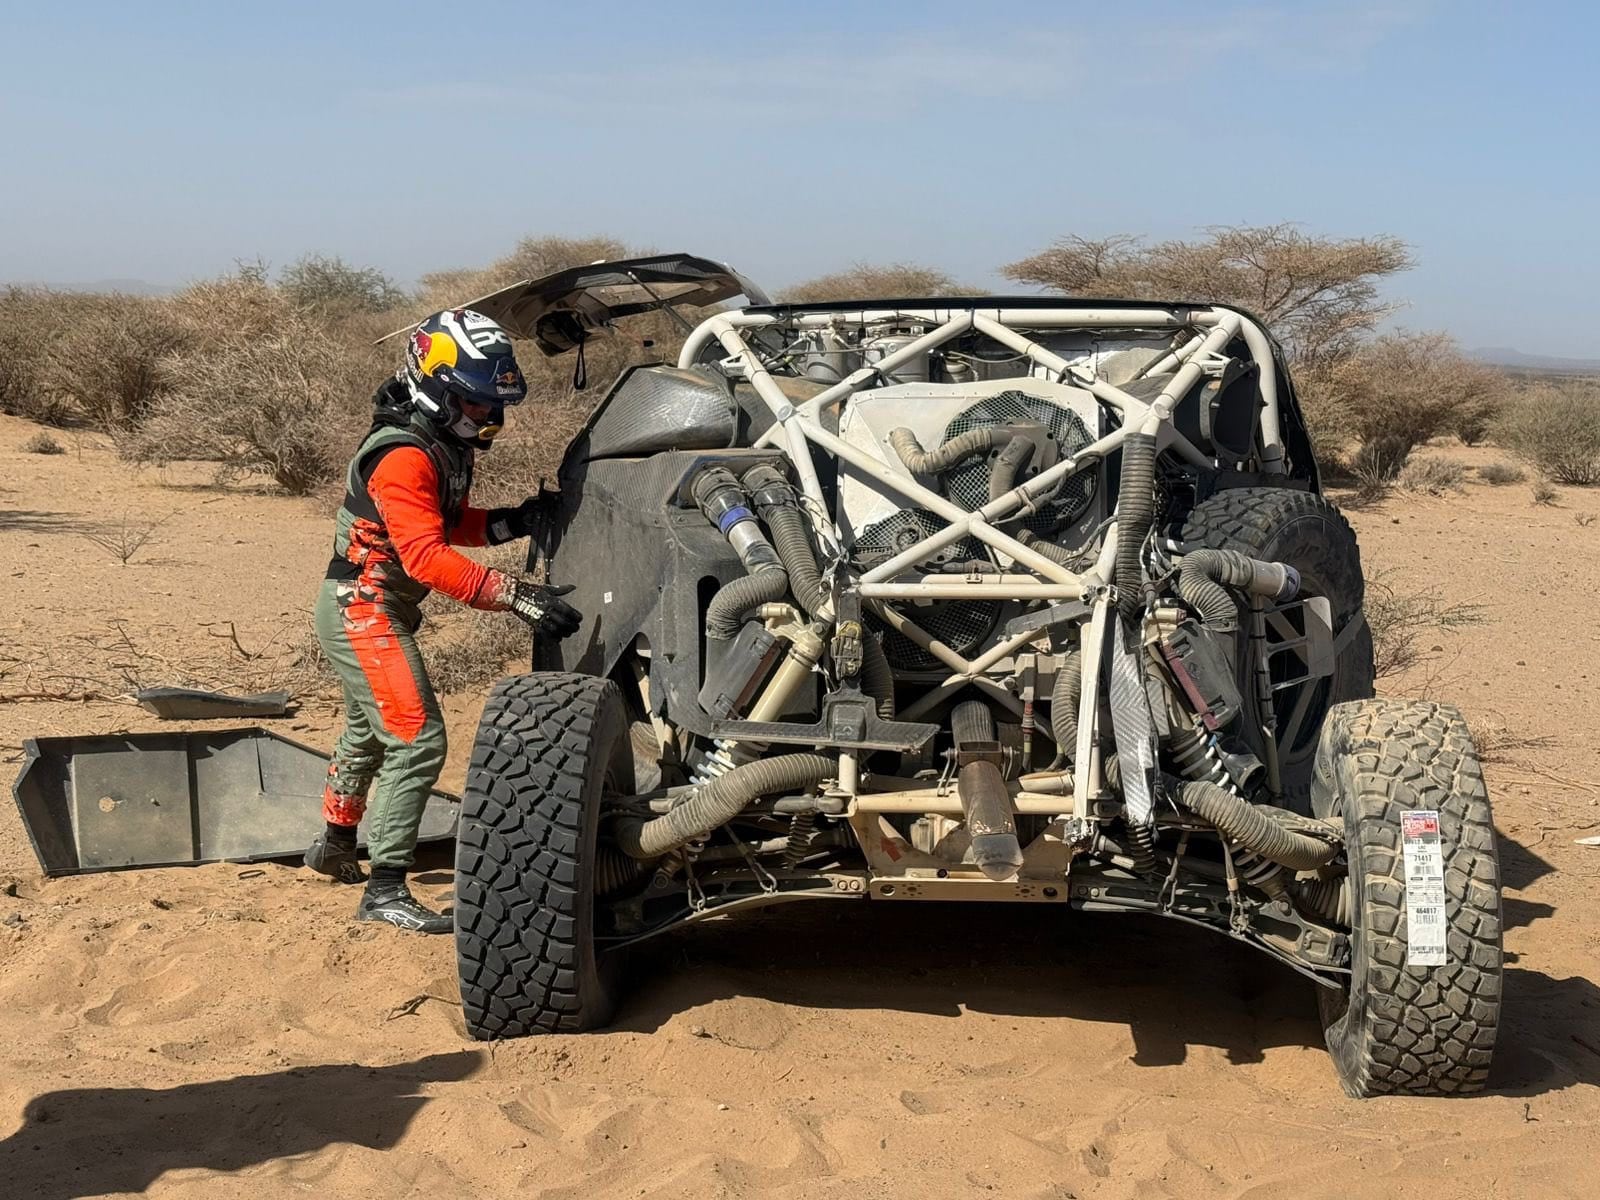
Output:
[1400, 810, 1448, 966]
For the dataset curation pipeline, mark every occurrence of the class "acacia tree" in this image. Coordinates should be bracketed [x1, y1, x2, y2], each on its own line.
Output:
[1002, 224, 1411, 364]
[780, 262, 979, 303]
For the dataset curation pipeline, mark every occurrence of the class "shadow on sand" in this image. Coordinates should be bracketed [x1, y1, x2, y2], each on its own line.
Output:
[0, 1051, 482, 1200]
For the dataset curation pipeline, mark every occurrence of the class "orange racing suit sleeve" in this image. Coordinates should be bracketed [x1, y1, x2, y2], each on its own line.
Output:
[366, 447, 504, 608]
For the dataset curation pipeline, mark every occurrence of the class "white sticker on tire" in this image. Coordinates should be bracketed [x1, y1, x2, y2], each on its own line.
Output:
[1401, 809, 1448, 966]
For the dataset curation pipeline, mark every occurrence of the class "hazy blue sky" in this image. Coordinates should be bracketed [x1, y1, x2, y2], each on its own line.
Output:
[2, 1, 1594, 355]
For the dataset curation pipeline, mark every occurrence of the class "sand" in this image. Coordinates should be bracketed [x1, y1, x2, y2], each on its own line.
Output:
[2, 414, 1597, 1198]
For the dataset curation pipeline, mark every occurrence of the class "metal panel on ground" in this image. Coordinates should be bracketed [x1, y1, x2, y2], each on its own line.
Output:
[11, 728, 459, 876]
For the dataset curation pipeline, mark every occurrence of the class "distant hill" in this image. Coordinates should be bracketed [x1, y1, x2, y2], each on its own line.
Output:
[1470, 346, 1600, 374]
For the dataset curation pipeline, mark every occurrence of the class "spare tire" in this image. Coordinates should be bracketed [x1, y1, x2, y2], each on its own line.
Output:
[1181, 487, 1374, 808]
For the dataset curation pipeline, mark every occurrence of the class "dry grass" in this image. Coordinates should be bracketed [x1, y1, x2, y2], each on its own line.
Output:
[1365, 568, 1486, 680]
[1477, 461, 1526, 485]
[1532, 480, 1558, 506]
[80, 511, 174, 565]
[1470, 714, 1558, 765]
[21, 432, 64, 455]
[1396, 455, 1466, 495]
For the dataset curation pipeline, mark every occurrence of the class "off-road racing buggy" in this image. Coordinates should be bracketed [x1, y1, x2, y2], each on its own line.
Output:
[450, 255, 1502, 1097]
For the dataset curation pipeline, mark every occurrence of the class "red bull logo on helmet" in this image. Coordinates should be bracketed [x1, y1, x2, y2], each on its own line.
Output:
[410, 327, 459, 378]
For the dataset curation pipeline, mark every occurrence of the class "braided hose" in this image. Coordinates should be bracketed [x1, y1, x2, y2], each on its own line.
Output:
[612, 753, 835, 860]
[888, 426, 997, 475]
[1167, 777, 1341, 871]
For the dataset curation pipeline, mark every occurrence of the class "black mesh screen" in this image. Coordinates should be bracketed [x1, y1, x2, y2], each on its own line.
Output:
[941, 390, 1095, 533]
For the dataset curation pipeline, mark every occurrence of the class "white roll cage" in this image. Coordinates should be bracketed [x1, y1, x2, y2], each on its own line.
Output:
[675, 303, 1287, 801]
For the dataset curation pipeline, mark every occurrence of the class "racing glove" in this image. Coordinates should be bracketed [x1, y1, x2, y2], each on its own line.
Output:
[477, 570, 582, 638]
[485, 493, 552, 546]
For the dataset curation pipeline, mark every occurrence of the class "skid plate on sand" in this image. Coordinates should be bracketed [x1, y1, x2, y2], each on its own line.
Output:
[12, 728, 459, 876]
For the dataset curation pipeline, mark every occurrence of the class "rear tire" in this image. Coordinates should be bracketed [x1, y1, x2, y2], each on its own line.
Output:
[1181, 487, 1375, 807]
[456, 672, 632, 1038]
[1313, 699, 1502, 1096]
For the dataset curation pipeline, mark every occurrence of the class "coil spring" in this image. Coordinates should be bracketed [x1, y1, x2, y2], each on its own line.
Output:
[692, 736, 745, 783]
[783, 811, 816, 867]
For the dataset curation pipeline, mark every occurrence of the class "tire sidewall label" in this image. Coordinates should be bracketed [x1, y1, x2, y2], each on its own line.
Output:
[1400, 809, 1448, 967]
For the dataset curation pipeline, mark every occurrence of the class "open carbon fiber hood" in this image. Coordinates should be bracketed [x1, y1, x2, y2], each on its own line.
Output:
[461, 254, 769, 355]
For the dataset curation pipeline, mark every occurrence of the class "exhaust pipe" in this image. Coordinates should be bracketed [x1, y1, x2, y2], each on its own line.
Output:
[951, 700, 1023, 881]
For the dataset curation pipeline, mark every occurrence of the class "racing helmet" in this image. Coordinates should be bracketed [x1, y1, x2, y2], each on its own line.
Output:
[403, 309, 528, 449]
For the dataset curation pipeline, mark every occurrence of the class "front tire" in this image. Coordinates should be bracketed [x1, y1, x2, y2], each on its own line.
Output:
[1313, 699, 1502, 1096]
[456, 673, 632, 1038]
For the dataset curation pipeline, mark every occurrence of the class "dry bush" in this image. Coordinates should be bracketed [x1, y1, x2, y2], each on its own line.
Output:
[1576, 512, 1596, 528]
[1470, 715, 1556, 765]
[81, 511, 173, 564]
[1477, 461, 1525, 485]
[278, 253, 407, 316]
[38, 293, 185, 429]
[121, 270, 373, 493]
[1303, 332, 1506, 476]
[1003, 224, 1410, 363]
[0, 287, 57, 421]
[1531, 479, 1558, 505]
[1495, 380, 1600, 485]
[779, 262, 979, 303]
[1396, 455, 1466, 495]
[21, 431, 64, 455]
[1365, 569, 1485, 680]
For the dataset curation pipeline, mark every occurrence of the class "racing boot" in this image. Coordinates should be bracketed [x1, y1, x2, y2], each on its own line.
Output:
[357, 869, 452, 934]
[303, 826, 365, 885]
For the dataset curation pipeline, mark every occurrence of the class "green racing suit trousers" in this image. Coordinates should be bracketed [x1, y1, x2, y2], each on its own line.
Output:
[314, 577, 446, 869]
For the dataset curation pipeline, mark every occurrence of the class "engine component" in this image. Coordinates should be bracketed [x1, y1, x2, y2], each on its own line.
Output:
[941, 392, 1096, 531]
[864, 334, 931, 383]
[1167, 777, 1341, 871]
[743, 462, 828, 616]
[699, 622, 782, 719]
[613, 753, 836, 859]
[1175, 548, 1300, 633]
[1157, 619, 1245, 732]
[693, 467, 790, 640]
[854, 509, 998, 671]
[952, 701, 1023, 881]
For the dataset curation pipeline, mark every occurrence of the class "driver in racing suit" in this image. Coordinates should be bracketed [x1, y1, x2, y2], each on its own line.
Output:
[301, 308, 579, 933]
